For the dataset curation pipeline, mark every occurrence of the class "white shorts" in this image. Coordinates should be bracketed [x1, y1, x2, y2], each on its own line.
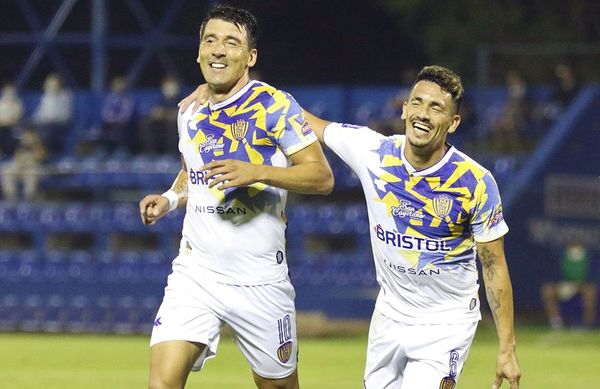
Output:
[364, 309, 478, 389]
[150, 255, 298, 379]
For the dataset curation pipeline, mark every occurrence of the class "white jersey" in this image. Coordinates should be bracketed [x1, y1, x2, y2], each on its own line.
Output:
[324, 122, 509, 324]
[176, 80, 317, 285]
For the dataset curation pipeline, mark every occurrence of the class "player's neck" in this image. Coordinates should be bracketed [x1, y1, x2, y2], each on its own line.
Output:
[208, 74, 251, 104]
[404, 143, 448, 171]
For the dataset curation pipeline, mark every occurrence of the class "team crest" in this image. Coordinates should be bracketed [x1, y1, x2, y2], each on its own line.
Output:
[231, 119, 248, 141]
[433, 195, 453, 218]
[277, 341, 293, 363]
[439, 376, 456, 389]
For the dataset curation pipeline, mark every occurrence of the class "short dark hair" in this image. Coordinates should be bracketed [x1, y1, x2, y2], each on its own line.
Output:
[414, 65, 464, 112]
[199, 4, 258, 49]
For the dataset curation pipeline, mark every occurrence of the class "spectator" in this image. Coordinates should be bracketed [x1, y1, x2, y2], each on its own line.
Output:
[79, 76, 135, 155]
[1, 126, 48, 201]
[541, 241, 597, 329]
[138, 75, 182, 155]
[0, 82, 24, 158]
[537, 62, 581, 125]
[31, 73, 72, 155]
[489, 70, 531, 154]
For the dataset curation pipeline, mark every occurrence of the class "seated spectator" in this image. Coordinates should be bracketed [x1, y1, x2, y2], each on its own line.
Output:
[541, 241, 597, 329]
[31, 73, 73, 155]
[0, 82, 24, 158]
[536, 62, 581, 125]
[79, 76, 135, 155]
[138, 75, 182, 155]
[488, 70, 533, 154]
[1, 126, 48, 201]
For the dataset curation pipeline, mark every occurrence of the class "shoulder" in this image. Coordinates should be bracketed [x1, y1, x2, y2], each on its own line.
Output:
[450, 147, 494, 181]
[250, 81, 300, 107]
[325, 122, 387, 147]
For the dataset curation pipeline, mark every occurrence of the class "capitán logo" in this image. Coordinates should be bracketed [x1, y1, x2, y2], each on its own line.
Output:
[231, 119, 248, 141]
[433, 194, 454, 218]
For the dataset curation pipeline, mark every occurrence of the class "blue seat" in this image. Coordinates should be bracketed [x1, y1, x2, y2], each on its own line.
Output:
[65, 294, 93, 333]
[0, 294, 19, 330]
[0, 203, 17, 231]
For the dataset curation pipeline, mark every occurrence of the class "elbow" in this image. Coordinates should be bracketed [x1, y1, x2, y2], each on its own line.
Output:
[318, 170, 335, 195]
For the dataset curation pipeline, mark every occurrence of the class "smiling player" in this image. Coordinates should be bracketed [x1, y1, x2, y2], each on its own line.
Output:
[303, 65, 521, 389]
[139, 5, 333, 389]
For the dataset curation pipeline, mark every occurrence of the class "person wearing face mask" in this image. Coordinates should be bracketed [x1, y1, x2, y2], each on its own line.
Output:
[138, 74, 184, 155]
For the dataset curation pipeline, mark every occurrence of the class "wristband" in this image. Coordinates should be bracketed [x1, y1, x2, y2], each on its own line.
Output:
[161, 190, 179, 213]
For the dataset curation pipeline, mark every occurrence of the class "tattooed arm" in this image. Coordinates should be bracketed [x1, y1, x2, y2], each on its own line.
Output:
[139, 155, 188, 225]
[478, 236, 521, 389]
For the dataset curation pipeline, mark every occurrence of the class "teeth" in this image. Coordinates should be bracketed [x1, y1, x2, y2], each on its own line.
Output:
[211, 63, 226, 69]
[413, 122, 430, 132]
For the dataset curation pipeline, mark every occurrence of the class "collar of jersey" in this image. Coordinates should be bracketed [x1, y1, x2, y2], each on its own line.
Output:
[400, 136, 456, 176]
[208, 80, 259, 111]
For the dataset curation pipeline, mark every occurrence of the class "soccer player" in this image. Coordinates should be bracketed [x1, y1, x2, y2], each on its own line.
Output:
[181, 67, 521, 387]
[303, 66, 521, 389]
[139, 5, 333, 389]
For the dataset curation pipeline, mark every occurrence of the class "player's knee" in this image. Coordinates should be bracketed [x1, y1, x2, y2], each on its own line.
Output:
[148, 376, 185, 389]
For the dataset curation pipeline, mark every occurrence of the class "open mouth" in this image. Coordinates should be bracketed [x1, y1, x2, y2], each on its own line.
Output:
[412, 121, 431, 133]
[210, 63, 227, 69]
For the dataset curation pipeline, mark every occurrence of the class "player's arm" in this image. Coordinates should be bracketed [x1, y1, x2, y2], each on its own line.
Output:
[302, 109, 331, 144]
[477, 236, 521, 389]
[202, 141, 334, 195]
[139, 155, 188, 225]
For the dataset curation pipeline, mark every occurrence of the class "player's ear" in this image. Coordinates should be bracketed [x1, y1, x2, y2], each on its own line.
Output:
[447, 114, 461, 134]
[247, 48, 257, 67]
[401, 102, 407, 120]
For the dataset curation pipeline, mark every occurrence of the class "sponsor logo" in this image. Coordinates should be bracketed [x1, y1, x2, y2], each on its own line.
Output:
[199, 134, 224, 153]
[300, 121, 312, 135]
[231, 119, 248, 141]
[189, 168, 209, 185]
[488, 207, 505, 229]
[439, 376, 456, 389]
[341, 123, 361, 129]
[391, 201, 425, 220]
[374, 224, 452, 252]
[153, 317, 162, 327]
[382, 258, 440, 276]
[433, 195, 454, 218]
[193, 205, 247, 215]
[276, 250, 284, 264]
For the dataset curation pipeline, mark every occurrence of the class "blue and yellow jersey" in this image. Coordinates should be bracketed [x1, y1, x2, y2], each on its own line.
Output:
[177, 80, 317, 285]
[324, 122, 508, 323]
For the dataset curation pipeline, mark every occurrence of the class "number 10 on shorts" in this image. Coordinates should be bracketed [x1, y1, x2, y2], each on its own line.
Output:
[277, 315, 292, 344]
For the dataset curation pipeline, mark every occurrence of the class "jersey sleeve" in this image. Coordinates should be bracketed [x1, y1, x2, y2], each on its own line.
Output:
[470, 172, 509, 242]
[323, 122, 383, 173]
[267, 90, 317, 156]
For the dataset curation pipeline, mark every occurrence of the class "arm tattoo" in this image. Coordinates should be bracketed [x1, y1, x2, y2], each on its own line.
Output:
[486, 287, 503, 321]
[479, 246, 497, 281]
[172, 171, 188, 195]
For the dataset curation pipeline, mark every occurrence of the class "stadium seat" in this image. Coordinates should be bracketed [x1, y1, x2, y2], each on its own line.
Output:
[0, 294, 19, 331]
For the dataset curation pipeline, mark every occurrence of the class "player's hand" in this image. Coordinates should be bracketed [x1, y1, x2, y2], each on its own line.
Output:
[201, 159, 260, 190]
[139, 194, 171, 225]
[492, 350, 521, 389]
[178, 84, 209, 112]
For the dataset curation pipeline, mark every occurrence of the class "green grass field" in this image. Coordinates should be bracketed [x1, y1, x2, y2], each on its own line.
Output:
[1, 324, 599, 388]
